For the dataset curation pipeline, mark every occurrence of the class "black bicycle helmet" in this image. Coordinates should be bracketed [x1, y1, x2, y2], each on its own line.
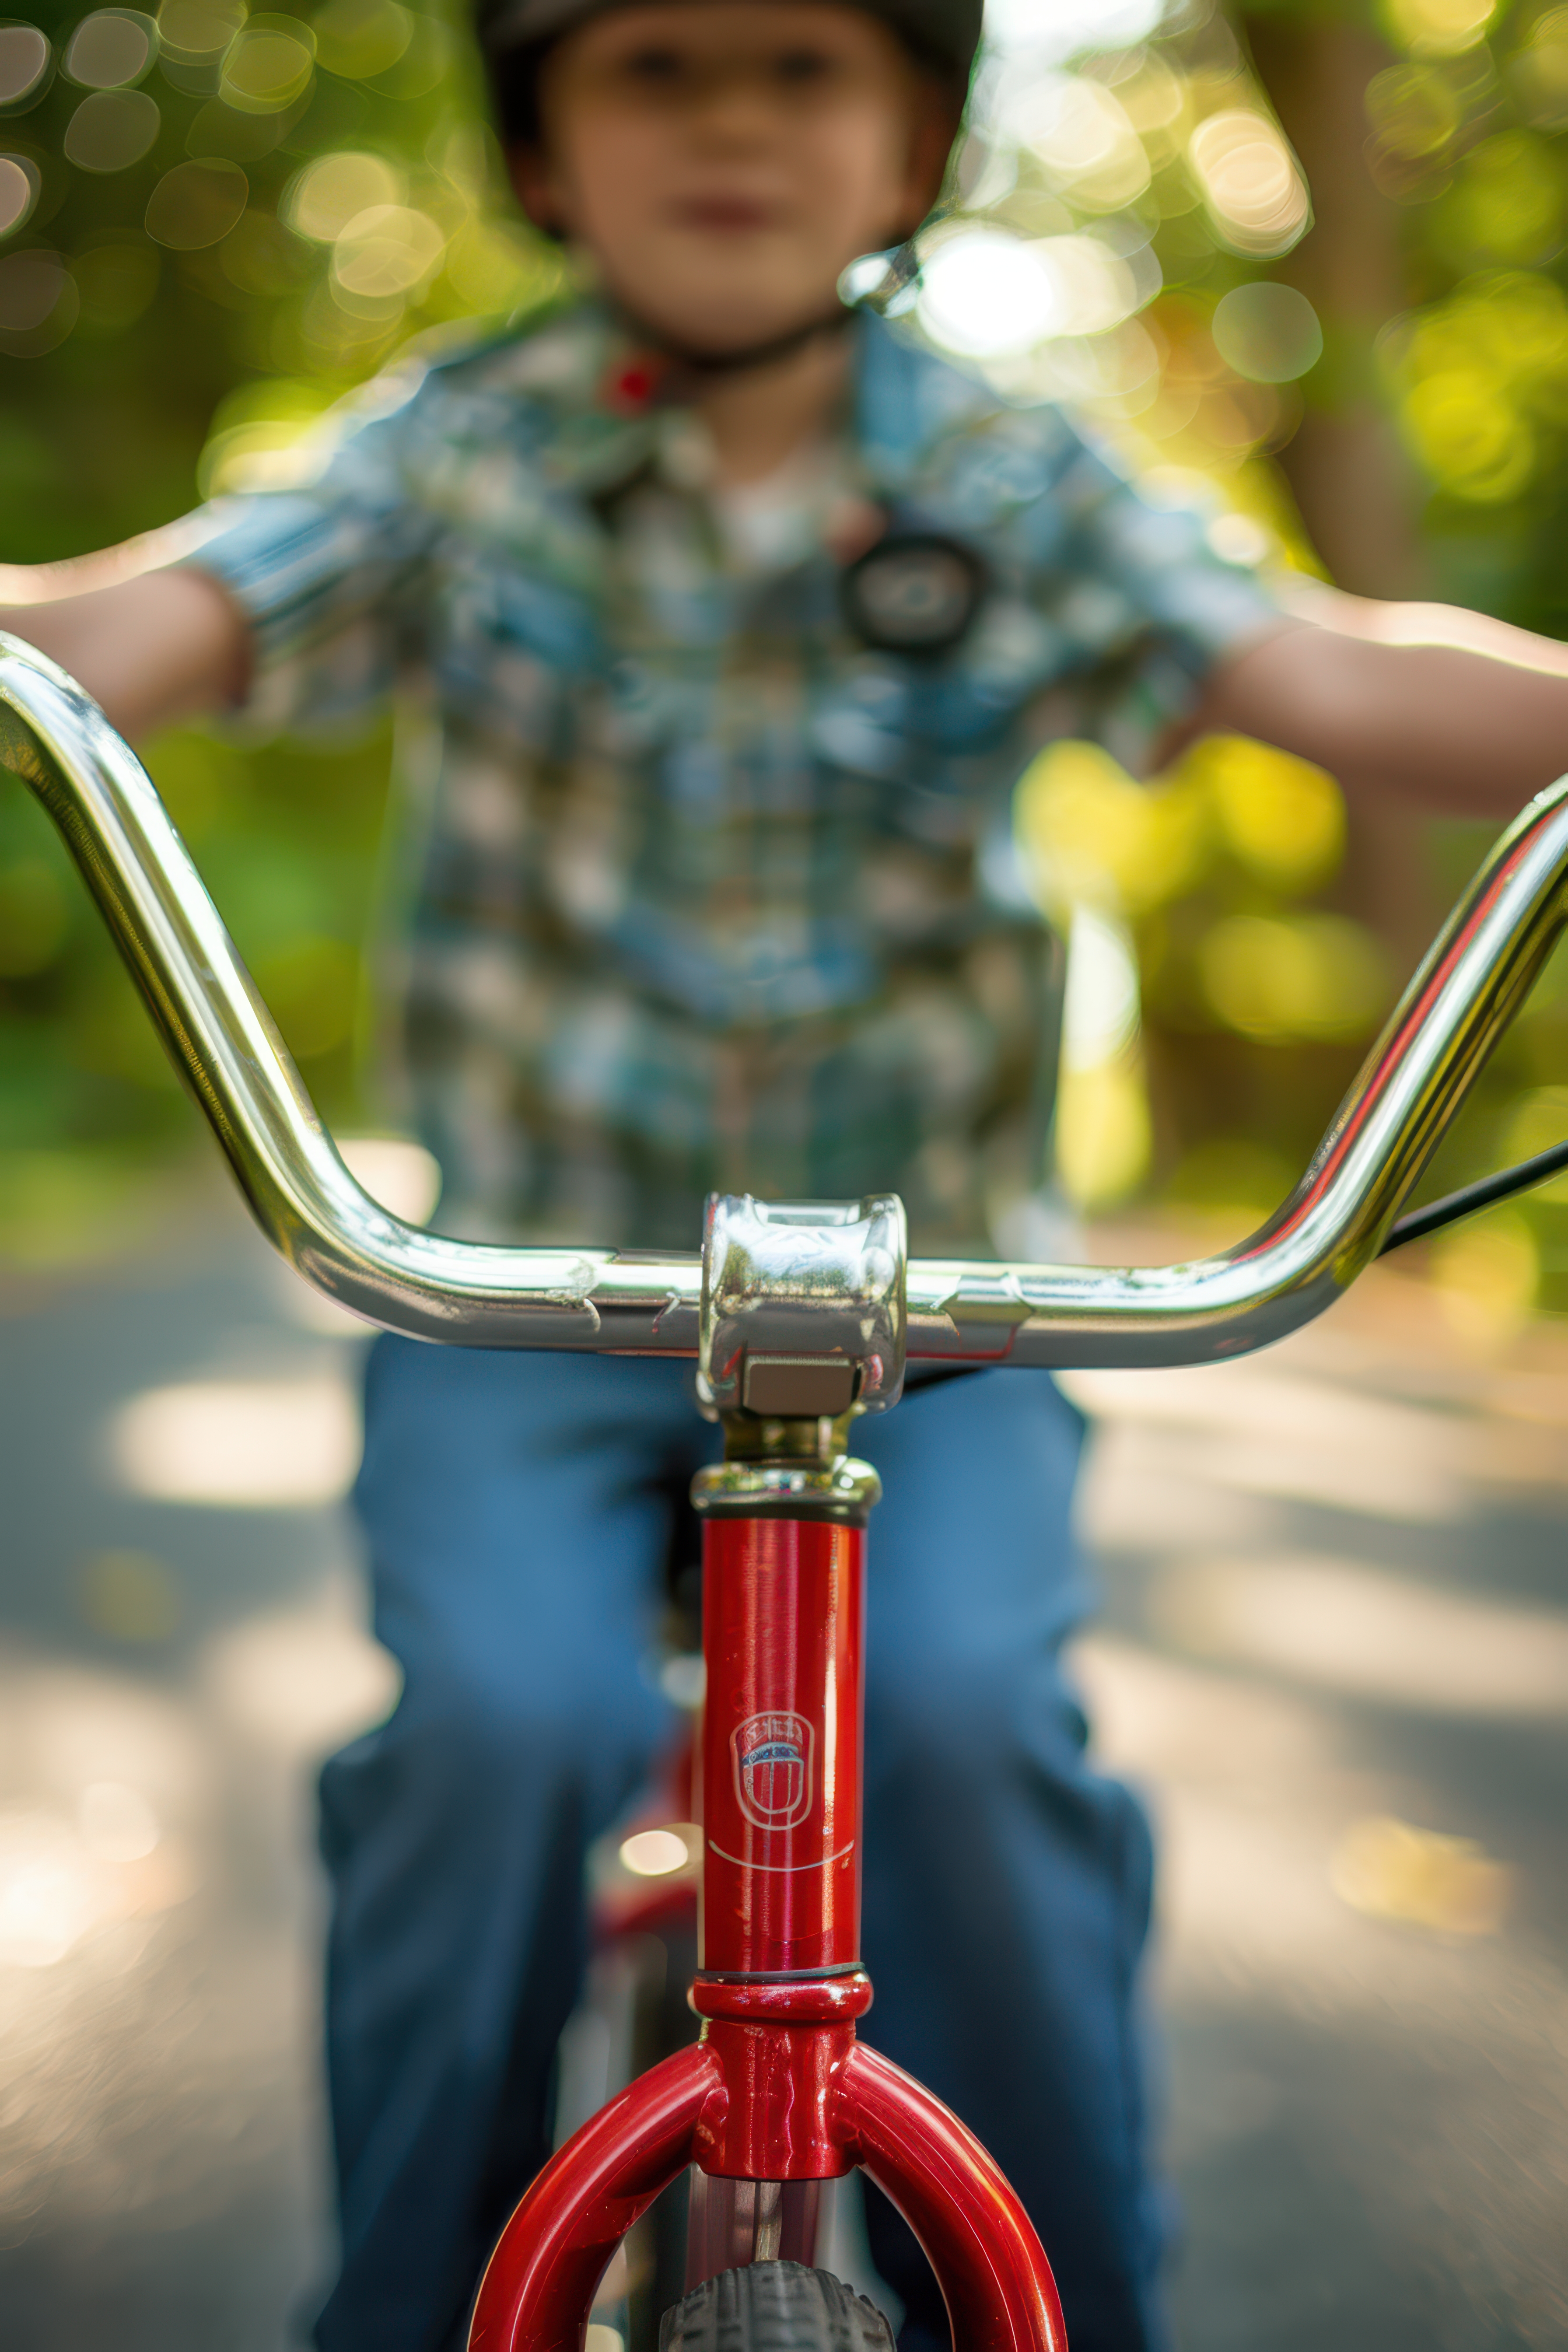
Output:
[477, 0, 984, 146]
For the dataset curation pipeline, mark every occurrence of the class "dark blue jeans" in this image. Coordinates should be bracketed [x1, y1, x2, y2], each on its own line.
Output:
[315, 1340, 1165, 2352]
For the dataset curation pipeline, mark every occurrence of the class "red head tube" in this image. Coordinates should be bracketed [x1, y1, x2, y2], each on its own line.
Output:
[698, 1512, 867, 1978]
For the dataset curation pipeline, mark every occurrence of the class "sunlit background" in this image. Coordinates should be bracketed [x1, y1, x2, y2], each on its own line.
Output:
[1, 0, 1568, 2347]
[4, 0, 1568, 1296]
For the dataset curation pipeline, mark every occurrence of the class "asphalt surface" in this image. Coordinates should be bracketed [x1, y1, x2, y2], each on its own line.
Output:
[0, 1184, 1564, 2352]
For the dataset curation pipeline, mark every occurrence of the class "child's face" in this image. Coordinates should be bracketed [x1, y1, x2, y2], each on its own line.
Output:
[514, 2, 952, 358]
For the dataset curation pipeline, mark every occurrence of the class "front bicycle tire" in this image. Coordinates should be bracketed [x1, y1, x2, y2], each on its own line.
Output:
[659, 2261, 896, 2351]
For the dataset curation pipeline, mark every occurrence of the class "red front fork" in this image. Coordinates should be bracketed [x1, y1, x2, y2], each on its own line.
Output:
[470, 1466, 1067, 2352]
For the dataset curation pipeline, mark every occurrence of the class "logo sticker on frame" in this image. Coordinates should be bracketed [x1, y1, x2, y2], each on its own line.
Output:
[732, 1711, 815, 1831]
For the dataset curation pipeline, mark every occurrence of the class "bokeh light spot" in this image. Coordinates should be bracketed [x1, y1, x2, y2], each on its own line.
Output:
[1332, 1815, 1510, 1934]
[312, 0, 412, 80]
[0, 23, 50, 108]
[1365, 63, 1462, 160]
[1016, 738, 1208, 919]
[109, 1375, 360, 1507]
[838, 248, 895, 307]
[359, 9, 445, 98]
[1197, 735, 1345, 892]
[0, 1813, 108, 1965]
[196, 371, 333, 490]
[619, 1827, 695, 1877]
[1442, 131, 1565, 265]
[204, 1606, 401, 1750]
[1034, 233, 1143, 335]
[64, 9, 156, 89]
[63, 86, 161, 172]
[156, 0, 245, 67]
[220, 14, 313, 113]
[1211, 281, 1323, 382]
[985, 0, 1164, 63]
[1057, 1058, 1152, 1207]
[1513, 6, 1568, 130]
[1010, 71, 1150, 210]
[1380, 0, 1497, 59]
[919, 228, 1057, 355]
[1189, 111, 1310, 256]
[0, 151, 38, 237]
[287, 145, 401, 239]
[1200, 912, 1389, 1042]
[1206, 510, 1271, 564]
[1116, 52, 1186, 144]
[145, 154, 247, 247]
[1400, 368, 1534, 500]
[337, 1135, 442, 1225]
[1063, 900, 1141, 1069]
[918, 226, 1142, 357]
[330, 200, 443, 301]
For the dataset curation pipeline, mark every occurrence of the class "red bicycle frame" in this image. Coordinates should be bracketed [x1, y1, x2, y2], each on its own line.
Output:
[469, 1420, 1068, 2352]
[11, 644, 1568, 2352]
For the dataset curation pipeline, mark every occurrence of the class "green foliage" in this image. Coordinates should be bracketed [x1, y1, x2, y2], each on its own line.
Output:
[0, 705, 392, 1173]
[1, 0, 1566, 1317]
[0, 0, 564, 1250]
[1, 0, 561, 550]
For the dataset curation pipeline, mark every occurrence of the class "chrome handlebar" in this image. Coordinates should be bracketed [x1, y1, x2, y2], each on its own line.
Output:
[4, 630, 1567, 1380]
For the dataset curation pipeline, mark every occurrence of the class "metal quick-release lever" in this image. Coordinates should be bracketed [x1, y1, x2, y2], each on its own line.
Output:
[697, 1194, 908, 1420]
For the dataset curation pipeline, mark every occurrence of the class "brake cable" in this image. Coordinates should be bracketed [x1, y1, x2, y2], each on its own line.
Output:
[1379, 1134, 1568, 1254]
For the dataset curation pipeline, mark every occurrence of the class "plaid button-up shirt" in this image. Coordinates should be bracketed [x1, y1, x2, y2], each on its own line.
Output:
[186, 301, 1276, 1252]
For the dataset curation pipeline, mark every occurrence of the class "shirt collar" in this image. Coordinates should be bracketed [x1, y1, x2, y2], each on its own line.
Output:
[524, 298, 1003, 510]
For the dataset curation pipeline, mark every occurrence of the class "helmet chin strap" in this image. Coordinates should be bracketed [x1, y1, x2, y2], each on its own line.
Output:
[613, 298, 858, 378]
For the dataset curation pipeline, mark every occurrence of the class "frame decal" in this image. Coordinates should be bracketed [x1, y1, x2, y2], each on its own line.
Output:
[730, 1710, 815, 1831]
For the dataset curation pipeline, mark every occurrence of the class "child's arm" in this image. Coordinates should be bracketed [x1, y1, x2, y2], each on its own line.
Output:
[0, 549, 249, 741]
[1194, 587, 1568, 817]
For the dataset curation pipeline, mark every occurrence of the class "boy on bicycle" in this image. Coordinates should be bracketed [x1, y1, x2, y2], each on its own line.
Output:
[8, 4, 1568, 2347]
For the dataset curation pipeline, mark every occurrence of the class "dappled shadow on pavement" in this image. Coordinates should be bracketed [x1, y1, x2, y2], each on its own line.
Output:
[0, 1183, 391, 2352]
[1070, 1237, 1568, 2352]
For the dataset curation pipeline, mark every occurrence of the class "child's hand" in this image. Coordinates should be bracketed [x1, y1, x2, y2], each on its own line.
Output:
[0, 554, 247, 740]
[1191, 584, 1568, 818]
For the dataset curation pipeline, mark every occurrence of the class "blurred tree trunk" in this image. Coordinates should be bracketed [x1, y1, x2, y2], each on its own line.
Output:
[1244, 8, 1442, 982]
[1243, 9, 1428, 600]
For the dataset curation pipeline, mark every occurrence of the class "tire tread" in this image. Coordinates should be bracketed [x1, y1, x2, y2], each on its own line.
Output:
[658, 2260, 896, 2352]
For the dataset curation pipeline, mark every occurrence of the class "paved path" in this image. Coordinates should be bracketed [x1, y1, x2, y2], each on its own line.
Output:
[1069, 1242, 1568, 2352]
[0, 1190, 379, 2352]
[0, 1191, 1564, 2350]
